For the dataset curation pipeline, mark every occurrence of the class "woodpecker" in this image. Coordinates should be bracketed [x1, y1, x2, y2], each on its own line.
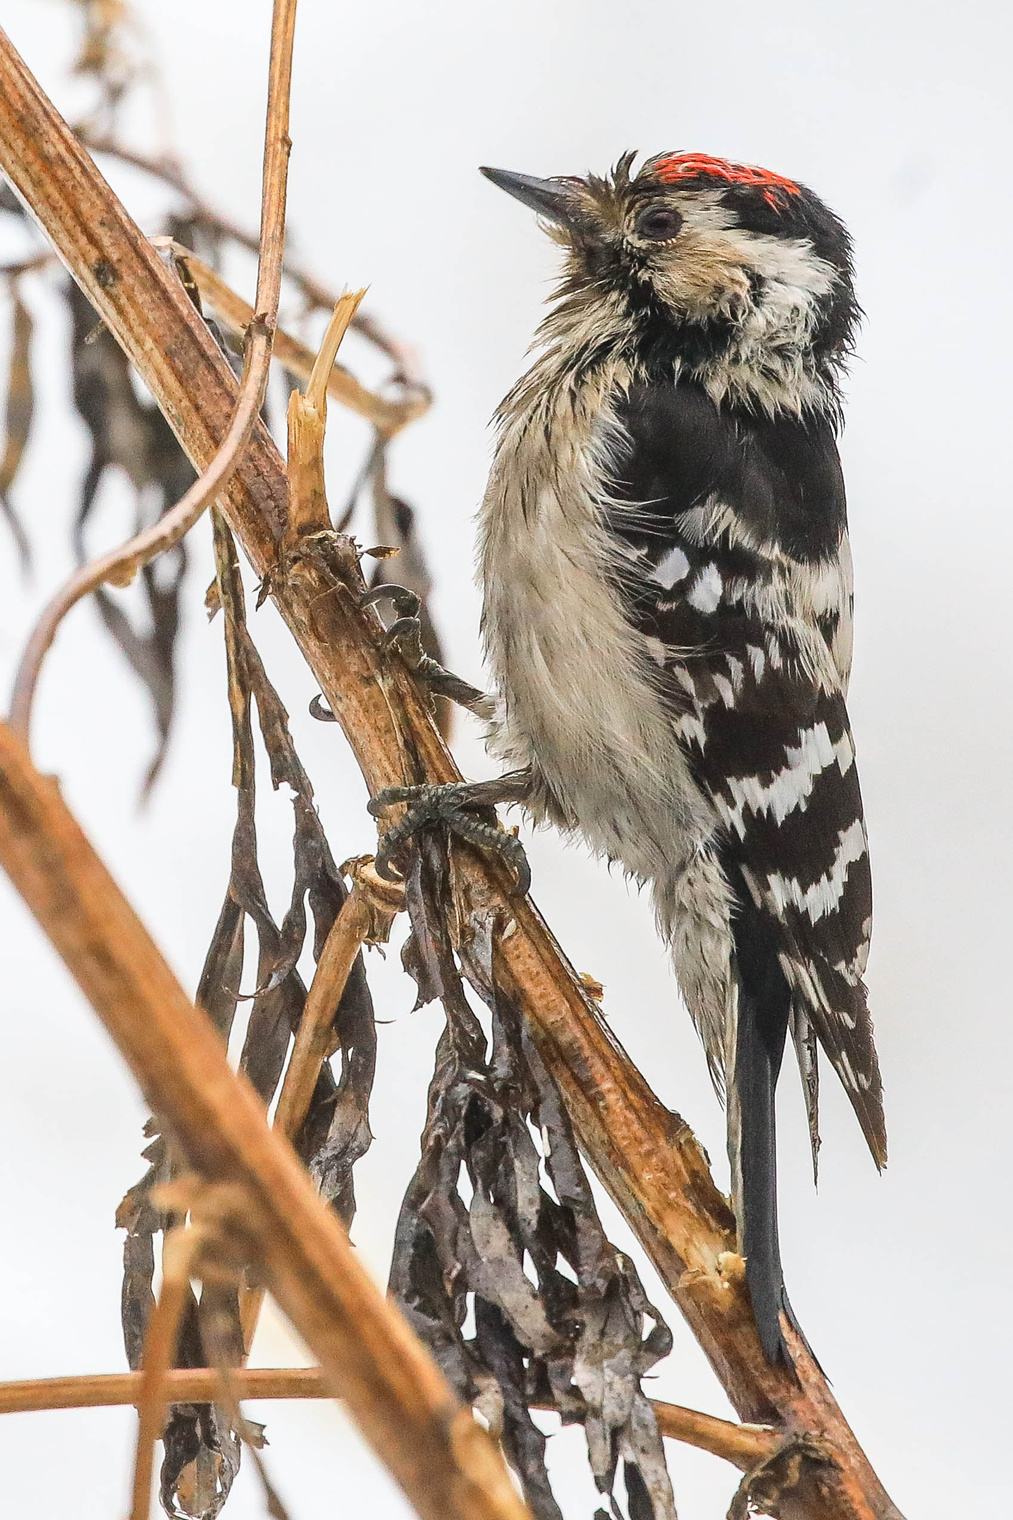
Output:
[370, 150, 885, 1366]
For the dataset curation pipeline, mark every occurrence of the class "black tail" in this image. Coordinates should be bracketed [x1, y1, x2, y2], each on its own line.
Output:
[726, 865, 805, 1369]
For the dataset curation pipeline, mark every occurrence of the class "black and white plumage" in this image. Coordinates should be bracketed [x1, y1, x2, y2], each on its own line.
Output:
[476, 152, 885, 1366]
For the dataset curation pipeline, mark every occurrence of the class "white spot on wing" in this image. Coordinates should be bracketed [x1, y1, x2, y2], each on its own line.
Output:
[673, 712, 708, 748]
[713, 673, 736, 708]
[686, 563, 723, 613]
[651, 545, 690, 590]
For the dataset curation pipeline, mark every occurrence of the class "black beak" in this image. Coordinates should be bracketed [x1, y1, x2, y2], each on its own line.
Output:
[479, 166, 578, 227]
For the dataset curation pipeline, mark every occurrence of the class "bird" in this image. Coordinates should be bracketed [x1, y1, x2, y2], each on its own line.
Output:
[370, 150, 885, 1368]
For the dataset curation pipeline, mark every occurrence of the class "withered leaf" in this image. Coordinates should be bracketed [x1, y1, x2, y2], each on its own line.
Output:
[392, 836, 677, 1520]
[67, 280, 195, 797]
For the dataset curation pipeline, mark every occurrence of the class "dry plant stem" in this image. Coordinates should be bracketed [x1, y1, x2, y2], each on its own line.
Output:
[80, 133, 428, 387]
[129, 1226, 206, 1520]
[0, 1368, 330, 1413]
[240, 870, 400, 1350]
[0, 1371, 777, 1472]
[305, 289, 369, 411]
[0, 721, 530, 1520]
[6, 0, 297, 745]
[272, 884, 395, 1142]
[168, 246, 426, 433]
[284, 288, 368, 545]
[0, 33, 902, 1520]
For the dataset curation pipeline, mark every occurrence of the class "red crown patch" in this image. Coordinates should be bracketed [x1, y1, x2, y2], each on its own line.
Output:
[654, 153, 801, 208]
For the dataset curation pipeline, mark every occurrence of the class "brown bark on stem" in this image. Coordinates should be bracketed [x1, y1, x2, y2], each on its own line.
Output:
[0, 26, 902, 1520]
[0, 721, 529, 1520]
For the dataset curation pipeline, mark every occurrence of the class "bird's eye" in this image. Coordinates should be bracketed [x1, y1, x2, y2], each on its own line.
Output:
[635, 206, 684, 242]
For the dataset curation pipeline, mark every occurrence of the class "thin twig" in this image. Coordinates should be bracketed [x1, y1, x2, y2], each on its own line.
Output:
[129, 1224, 206, 1520]
[6, 0, 298, 746]
[0, 1368, 779, 1473]
[0, 1367, 328, 1414]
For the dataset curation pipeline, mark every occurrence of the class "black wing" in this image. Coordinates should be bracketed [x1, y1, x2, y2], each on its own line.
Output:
[608, 379, 885, 1167]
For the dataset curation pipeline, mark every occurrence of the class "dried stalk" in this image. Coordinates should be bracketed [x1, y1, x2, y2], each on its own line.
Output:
[239, 860, 403, 1350]
[0, 719, 529, 1520]
[272, 863, 403, 1142]
[0, 1368, 329, 1413]
[130, 1224, 208, 1520]
[0, 1369, 777, 1473]
[79, 131, 428, 387]
[284, 288, 367, 544]
[6, 0, 298, 746]
[0, 28, 902, 1520]
[156, 245, 427, 435]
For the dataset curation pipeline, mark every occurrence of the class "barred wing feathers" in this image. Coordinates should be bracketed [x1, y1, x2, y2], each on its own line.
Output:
[610, 380, 886, 1168]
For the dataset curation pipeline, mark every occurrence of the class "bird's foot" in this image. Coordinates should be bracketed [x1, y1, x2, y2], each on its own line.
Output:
[367, 774, 531, 895]
[361, 584, 496, 717]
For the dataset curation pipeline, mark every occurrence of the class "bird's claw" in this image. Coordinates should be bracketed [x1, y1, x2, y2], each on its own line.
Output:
[362, 583, 493, 714]
[309, 694, 337, 722]
[361, 582, 420, 622]
[362, 583, 433, 673]
[368, 781, 531, 897]
[361, 583, 423, 653]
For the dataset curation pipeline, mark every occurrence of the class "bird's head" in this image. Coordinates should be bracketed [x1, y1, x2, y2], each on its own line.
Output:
[481, 152, 859, 416]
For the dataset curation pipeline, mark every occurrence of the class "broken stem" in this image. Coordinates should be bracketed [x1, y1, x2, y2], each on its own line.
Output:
[160, 243, 428, 434]
[284, 288, 368, 543]
[273, 869, 401, 1143]
[306, 289, 369, 415]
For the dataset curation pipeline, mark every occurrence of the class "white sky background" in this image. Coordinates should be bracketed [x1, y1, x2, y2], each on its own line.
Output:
[0, 0, 1010, 1515]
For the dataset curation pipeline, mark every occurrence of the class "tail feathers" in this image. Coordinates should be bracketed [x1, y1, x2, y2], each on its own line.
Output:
[780, 953, 887, 1173]
[729, 986, 801, 1368]
[724, 863, 811, 1370]
[789, 1002, 821, 1185]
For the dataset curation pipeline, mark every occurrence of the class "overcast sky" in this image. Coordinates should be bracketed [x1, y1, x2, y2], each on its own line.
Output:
[1, 1, 1011, 1517]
